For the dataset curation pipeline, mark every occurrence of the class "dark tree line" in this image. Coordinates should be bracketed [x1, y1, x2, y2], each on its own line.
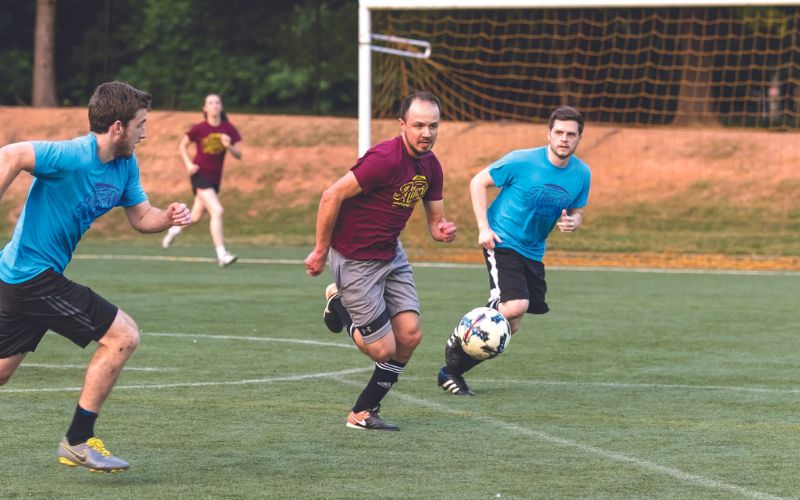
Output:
[1, 0, 359, 115]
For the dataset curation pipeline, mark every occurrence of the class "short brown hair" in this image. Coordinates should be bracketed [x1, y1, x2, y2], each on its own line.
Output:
[88, 82, 152, 133]
[400, 92, 442, 122]
[549, 106, 584, 135]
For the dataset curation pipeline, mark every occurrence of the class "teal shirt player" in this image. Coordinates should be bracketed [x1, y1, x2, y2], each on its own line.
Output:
[487, 146, 591, 261]
[0, 133, 148, 283]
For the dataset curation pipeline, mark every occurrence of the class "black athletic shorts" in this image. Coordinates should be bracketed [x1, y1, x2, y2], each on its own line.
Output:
[0, 269, 119, 358]
[190, 173, 220, 194]
[483, 247, 549, 315]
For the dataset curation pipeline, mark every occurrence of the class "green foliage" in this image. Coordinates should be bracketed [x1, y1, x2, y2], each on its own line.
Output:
[2, 0, 358, 114]
[112, 0, 358, 113]
[0, 1, 35, 105]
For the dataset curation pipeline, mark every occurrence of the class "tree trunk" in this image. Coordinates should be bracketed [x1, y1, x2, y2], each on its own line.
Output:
[674, 8, 717, 127]
[32, 0, 58, 107]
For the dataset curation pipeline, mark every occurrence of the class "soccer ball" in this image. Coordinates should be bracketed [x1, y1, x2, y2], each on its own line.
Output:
[455, 307, 511, 360]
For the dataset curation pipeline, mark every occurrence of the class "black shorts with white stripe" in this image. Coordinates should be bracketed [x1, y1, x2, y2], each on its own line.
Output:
[483, 247, 549, 315]
[0, 269, 119, 358]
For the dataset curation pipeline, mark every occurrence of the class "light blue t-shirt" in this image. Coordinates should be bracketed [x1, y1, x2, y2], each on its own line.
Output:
[0, 134, 148, 283]
[487, 146, 591, 261]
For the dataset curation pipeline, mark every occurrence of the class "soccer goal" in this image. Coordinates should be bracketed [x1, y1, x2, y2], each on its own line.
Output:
[359, 0, 800, 154]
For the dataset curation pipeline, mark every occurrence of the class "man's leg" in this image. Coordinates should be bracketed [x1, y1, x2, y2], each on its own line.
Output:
[77, 309, 140, 413]
[343, 299, 421, 431]
[495, 299, 528, 335]
[58, 309, 139, 473]
[345, 313, 420, 432]
[441, 298, 528, 393]
[322, 291, 403, 430]
[0, 352, 27, 386]
[440, 247, 536, 396]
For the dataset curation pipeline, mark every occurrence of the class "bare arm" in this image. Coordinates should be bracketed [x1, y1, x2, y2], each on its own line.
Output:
[124, 200, 191, 234]
[470, 168, 503, 249]
[556, 207, 585, 233]
[422, 199, 457, 243]
[228, 141, 242, 160]
[304, 172, 363, 276]
[220, 134, 242, 160]
[0, 143, 36, 202]
[178, 135, 199, 174]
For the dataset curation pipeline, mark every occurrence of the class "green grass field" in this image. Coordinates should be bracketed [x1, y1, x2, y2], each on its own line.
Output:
[1, 243, 799, 500]
[9, 185, 800, 256]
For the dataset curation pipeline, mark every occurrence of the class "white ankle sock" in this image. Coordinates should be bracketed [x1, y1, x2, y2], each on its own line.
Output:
[168, 226, 182, 237]
[215, 246, 227, 259]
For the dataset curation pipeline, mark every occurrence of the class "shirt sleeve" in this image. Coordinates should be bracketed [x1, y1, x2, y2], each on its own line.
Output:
[350, 151, 392, 195]
[187, 124, 201, 143]
[487, 150, 518, 188]
[570, 169, 591, 208]
[227, 123, 242, 144]
[31, 140, 80, 180]
[422, 158, 443, 201]
[117, 157, 149, 207]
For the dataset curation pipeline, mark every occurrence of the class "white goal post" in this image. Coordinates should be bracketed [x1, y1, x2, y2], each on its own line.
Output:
[358, 0, 800, 155]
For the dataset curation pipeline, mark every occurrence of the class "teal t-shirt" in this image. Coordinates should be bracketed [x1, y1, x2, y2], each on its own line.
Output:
[487, 146, 591, 261]
[0, 134, 148, 283]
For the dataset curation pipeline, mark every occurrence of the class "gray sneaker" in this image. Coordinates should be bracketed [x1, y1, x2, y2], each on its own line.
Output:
[57, 437, 130, 473]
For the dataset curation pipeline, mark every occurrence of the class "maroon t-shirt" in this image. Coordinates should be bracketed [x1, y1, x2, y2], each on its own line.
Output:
[187, 121, 241, 185]
[331, 136, 444, 260]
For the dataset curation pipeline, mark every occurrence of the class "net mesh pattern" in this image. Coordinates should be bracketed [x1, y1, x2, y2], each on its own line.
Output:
[372, 7, 800, 129]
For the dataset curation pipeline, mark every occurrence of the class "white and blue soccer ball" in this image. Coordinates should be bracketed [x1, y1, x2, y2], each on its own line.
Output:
[456, 306, 511, 360]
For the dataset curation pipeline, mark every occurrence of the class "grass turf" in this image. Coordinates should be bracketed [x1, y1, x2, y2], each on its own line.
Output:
[0, 244, 798, 499]
[20, 185, 800, 257]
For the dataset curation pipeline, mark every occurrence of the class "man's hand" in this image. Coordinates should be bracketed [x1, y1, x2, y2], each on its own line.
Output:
[304, 248, 328, 277]
[221, 133, 232, 149]
[438, 221, 457, 243]
[556, 209, 578, 233]
[166, 202, 191, 227]
[478, 226, 502, 250]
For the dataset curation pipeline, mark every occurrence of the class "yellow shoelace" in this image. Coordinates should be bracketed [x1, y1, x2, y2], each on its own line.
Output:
[86, 438, 111, 457]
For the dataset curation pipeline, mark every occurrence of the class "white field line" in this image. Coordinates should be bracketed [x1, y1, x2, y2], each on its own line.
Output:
[401, 376, 800, 396]
[0, 367, 371, 394]
[38, 332, 798, 395]
[143, 332, 357, 349]
[334, 377, 787, 500]
[71, 254, 800, 276]
[20, 363, 177, 372]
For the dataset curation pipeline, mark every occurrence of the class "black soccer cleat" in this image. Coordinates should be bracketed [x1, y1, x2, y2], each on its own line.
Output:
[438, 366, 476, 396]
[346, 404, 400, 431]
[323, 284, 343, 333]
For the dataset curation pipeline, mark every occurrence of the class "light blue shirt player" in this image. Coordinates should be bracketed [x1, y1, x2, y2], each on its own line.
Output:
[487, 146, 591, 261]
[0, 133, 148, 283]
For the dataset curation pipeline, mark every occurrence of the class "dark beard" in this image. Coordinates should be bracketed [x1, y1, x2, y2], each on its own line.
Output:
[403, 132, 432, 157]
[113, 141, 134, 159]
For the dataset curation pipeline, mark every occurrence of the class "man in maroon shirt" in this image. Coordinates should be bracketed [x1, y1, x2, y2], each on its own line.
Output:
[305, 92, 457, 431]
[162, 94, 242, 267]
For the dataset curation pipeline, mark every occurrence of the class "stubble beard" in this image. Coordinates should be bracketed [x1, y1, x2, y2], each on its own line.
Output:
[550, 143, 575, 160]
[403, 131, 433, 158]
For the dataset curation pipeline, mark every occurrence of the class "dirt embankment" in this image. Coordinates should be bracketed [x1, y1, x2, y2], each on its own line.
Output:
[2, 106, 800, 270]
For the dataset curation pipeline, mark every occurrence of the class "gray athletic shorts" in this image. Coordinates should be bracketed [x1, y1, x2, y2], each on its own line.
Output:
[328, 242, 420, 344]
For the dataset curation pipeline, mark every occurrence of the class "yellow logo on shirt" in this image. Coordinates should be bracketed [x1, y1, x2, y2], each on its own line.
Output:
[393, 175, 428, 208]
[201, 134, 225, 154]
